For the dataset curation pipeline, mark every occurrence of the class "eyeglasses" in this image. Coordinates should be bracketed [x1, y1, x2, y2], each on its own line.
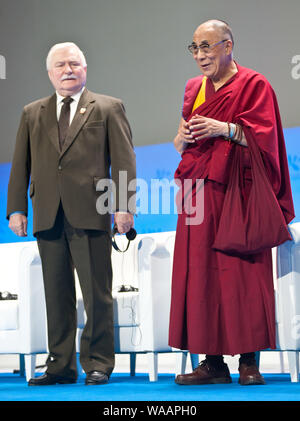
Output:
[187, 39, 229, 55]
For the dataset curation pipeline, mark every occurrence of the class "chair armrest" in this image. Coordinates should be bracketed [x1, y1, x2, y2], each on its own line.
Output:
[137, 233, 174, 351]
[18, 244, 48, 354]
[276, 222, 300, 350]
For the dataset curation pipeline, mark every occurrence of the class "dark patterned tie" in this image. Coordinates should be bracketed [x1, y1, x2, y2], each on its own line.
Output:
[58, 96, 73, 150]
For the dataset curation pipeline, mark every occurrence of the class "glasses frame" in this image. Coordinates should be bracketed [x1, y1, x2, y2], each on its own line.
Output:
[188, 39, 229, 55]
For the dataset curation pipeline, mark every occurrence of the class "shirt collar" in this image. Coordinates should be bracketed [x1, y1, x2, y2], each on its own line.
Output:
[56, 86, 85, 105]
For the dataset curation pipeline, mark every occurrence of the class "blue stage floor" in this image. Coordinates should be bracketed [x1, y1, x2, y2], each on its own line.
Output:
[0, 372, 300, 402]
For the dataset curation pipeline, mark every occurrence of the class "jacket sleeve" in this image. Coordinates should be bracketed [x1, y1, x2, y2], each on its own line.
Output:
[6, 108, 31, 219]
[107, 100, 136, 214]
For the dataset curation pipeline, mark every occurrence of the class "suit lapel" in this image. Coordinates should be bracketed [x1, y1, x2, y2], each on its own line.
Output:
[40, 94, 60, 154]
[60, 88, 95, 158]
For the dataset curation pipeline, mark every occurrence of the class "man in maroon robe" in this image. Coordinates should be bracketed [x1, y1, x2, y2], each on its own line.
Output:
[168, 20, 294, 386]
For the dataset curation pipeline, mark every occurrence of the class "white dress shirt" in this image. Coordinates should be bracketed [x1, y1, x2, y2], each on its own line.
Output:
[56, 87, 85, 124]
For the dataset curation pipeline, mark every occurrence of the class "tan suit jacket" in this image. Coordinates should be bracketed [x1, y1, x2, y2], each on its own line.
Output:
[7, 88, 136, 235]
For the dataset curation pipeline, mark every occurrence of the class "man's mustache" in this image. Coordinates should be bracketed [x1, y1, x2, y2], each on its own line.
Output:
[60, 74, 77, 81]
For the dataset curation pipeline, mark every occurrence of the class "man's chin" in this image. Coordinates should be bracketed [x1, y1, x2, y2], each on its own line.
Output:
[200, 66, 213, 77]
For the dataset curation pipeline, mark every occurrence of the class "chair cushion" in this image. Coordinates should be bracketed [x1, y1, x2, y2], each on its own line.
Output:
[0, 301, 19, 330]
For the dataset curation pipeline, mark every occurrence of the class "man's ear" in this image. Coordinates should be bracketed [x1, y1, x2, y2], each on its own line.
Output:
[225, 40, 233, 55]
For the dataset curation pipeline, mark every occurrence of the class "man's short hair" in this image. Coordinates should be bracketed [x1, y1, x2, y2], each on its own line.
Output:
[200, 19, 234, 47]
[215, 19, 234, 46]
[46, 42, 87, 70]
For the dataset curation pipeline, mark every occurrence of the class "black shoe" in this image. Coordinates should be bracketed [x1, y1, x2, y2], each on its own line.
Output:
[28, 372, 76, 386]
[85, 370, 109, 385]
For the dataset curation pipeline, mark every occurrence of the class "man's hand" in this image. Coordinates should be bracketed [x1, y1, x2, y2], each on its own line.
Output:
[178, 119, 196, 144]
[174, 118, 196, 153]
[174, 115, 228, 154]
[8, 213, 28, 237]
[188, 114, 228, 140]
[114, 212, 134, 234]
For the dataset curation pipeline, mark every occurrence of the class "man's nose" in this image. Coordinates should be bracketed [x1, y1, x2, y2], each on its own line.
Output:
[64, 63, 72, 73]
[195, 48, 206, 60]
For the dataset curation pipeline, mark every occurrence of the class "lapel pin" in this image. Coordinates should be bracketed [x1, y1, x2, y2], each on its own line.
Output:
[80, 107, 87, 114]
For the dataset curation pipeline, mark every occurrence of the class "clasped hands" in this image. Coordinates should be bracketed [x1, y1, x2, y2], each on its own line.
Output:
[179, 114, 228, 145]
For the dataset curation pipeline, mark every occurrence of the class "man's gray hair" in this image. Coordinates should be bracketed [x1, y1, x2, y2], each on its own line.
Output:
[46, 42, 87, 70]
[203, 20, 234, 47]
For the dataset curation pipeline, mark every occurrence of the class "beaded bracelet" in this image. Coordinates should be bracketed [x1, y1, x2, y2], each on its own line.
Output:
[226, 122, 243, 144]
[234, 123, 243, 143]
[226, 122, 235, 142]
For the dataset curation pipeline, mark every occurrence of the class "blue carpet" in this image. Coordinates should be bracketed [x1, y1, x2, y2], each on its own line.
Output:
[0, 372, 300, 402]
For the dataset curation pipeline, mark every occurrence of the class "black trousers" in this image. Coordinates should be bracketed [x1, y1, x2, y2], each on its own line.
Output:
[206, 353, 256, 368]
[36, 204, 114, 379]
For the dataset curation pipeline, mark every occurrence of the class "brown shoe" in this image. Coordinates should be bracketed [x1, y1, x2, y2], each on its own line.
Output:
[238, 362, 265, 385]
[175, 359, 232, 385]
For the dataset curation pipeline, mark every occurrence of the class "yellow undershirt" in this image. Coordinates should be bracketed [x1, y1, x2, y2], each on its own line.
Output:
[192, 76, 207, 112]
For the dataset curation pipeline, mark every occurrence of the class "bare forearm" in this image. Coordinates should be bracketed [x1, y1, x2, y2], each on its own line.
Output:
[174, 116, 248, 153]
[189, 116, 248, 147]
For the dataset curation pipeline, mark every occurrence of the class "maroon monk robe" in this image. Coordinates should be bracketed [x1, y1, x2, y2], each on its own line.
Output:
[168, 63, 294, 355]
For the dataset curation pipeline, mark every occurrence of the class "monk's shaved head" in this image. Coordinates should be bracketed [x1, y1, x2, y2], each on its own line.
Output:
[194, 19, 234, 47]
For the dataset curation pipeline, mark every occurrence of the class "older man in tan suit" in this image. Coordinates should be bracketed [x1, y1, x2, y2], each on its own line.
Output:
[7, 42, 136, 386]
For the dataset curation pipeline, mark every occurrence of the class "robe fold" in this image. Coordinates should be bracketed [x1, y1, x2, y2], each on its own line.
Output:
[168, 63, 294, 355]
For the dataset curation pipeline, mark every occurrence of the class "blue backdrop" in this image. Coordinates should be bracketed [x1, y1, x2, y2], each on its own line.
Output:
[1, 126, 300, 243]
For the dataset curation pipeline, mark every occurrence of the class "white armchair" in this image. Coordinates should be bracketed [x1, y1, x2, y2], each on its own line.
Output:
[0, 241, 47, 381]
[271, 222, 300, 382]
[76, 231, 181, 381]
